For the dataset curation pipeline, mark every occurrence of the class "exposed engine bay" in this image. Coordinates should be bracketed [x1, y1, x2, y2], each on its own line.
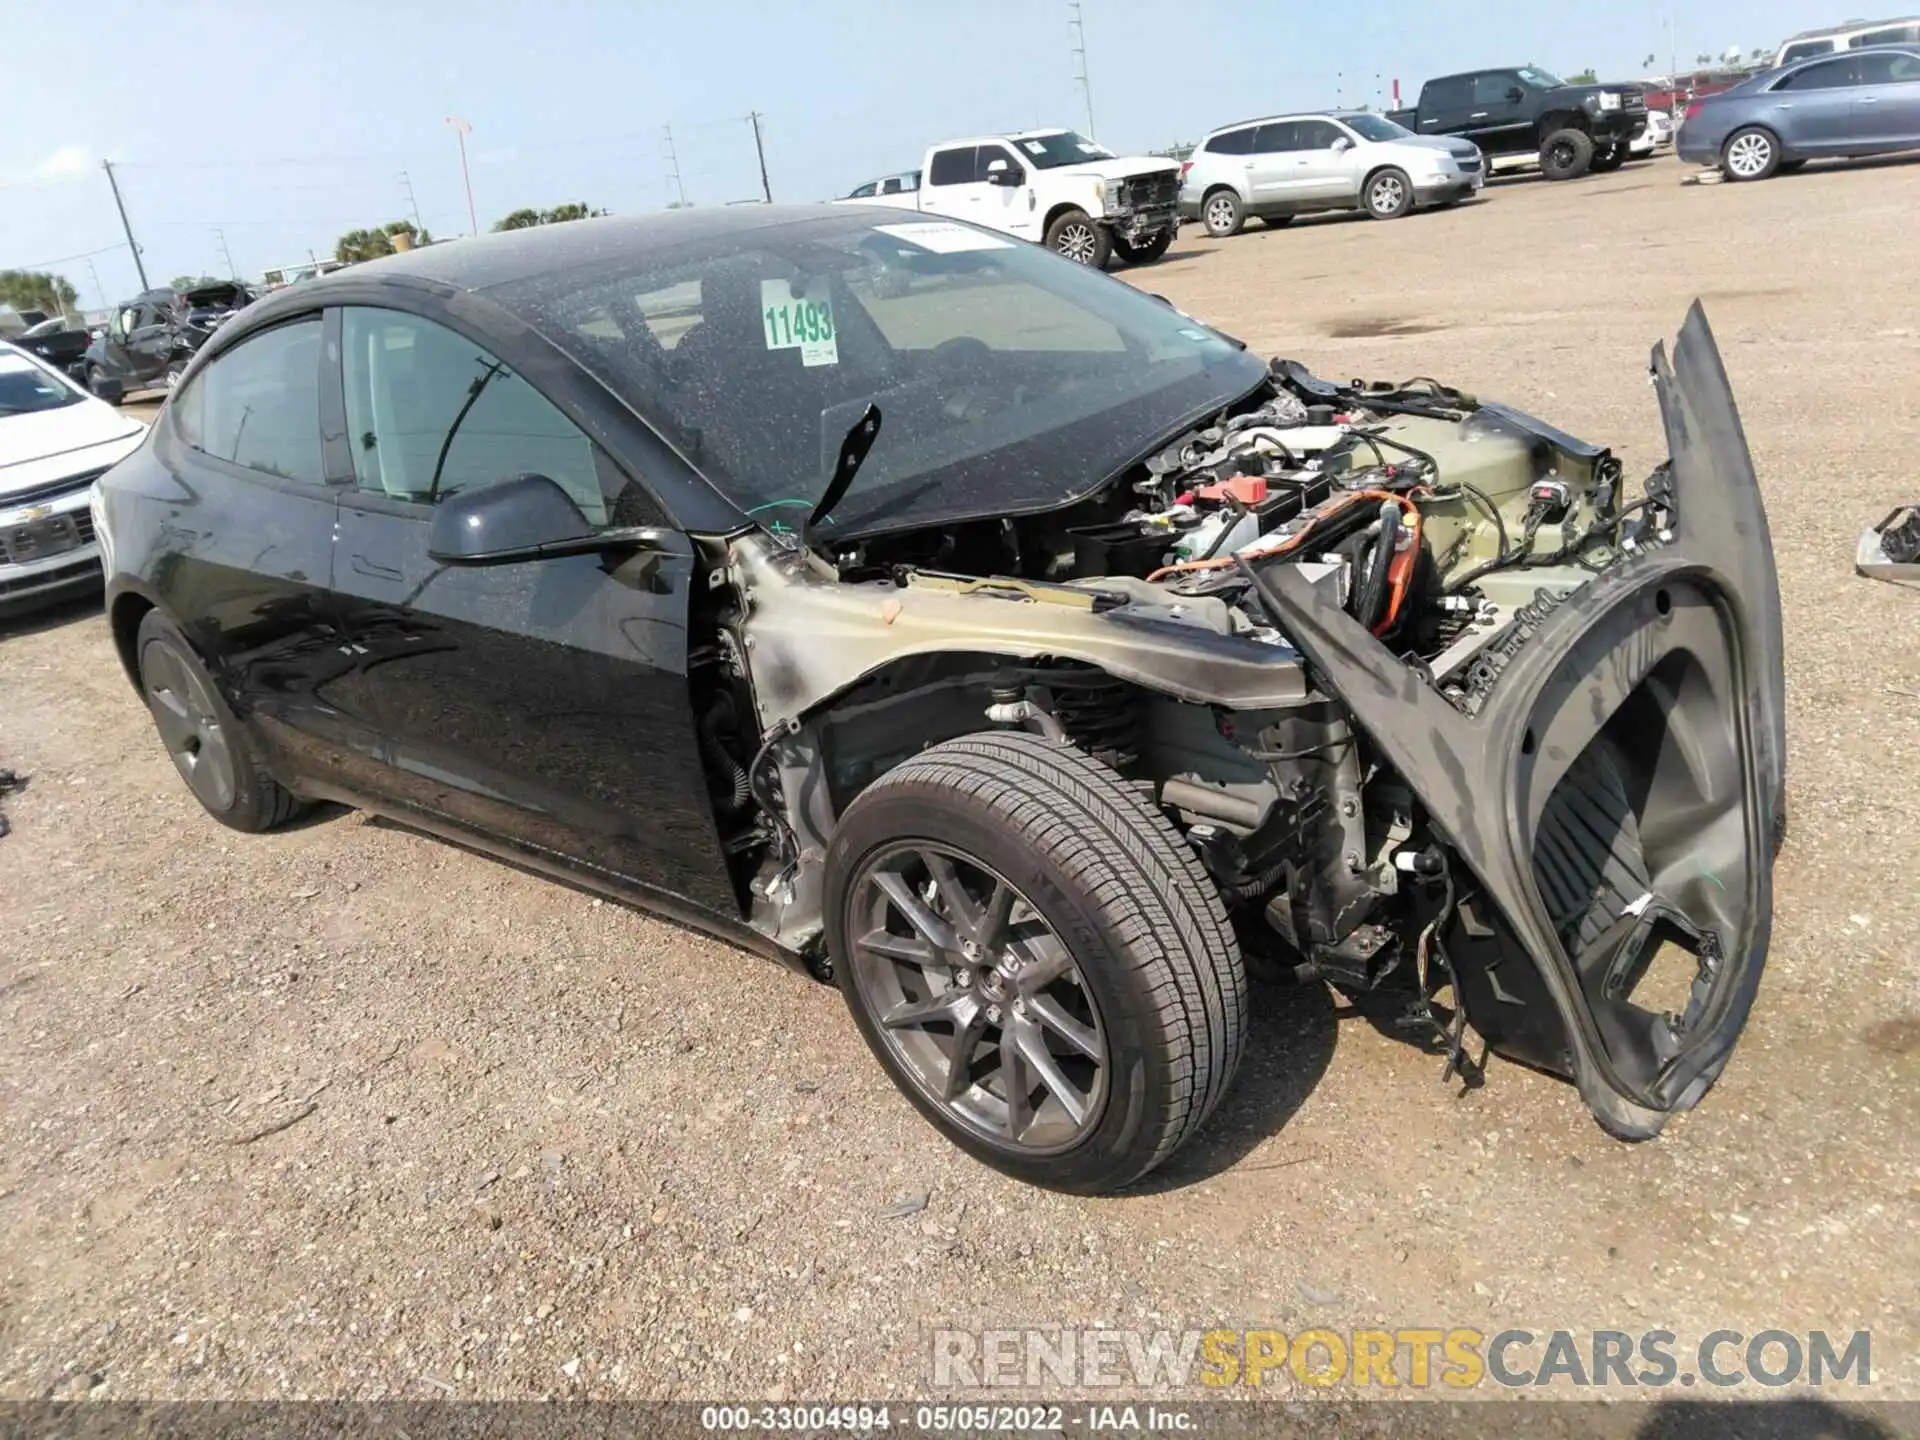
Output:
[689, 305, 1784, 1142]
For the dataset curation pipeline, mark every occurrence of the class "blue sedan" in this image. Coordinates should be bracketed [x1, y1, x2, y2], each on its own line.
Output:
[1678, 46, 1920, 179]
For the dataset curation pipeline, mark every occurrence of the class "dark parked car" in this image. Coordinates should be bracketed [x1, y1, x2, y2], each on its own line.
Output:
[82, 281, 254, 401]
[94, 207, 1785, 1192]
[11, 314, 92, 378]
[1678, 47, 1920, 179]
[1387, 65, 1650, 178]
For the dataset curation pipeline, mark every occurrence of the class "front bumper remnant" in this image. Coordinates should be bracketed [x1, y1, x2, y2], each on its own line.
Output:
[1255, 303, 1785, 1138]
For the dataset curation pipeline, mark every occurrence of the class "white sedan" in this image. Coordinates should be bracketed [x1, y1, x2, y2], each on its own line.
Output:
[0, 341, 146, 612]
[1631, 108, 1675, 156]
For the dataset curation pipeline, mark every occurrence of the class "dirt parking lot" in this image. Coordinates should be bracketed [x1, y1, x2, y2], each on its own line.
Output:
[3, 153, 1919, 1408]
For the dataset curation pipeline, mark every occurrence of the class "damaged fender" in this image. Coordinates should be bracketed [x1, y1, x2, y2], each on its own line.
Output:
[1254, 303, 1785, 1137]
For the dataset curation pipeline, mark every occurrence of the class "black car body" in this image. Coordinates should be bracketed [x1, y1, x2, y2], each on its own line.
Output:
[82, 281, 254, 400]
[1388, 65, 1650, 178]
[11, 315, 93, 378]
[92, 207, 1785, 1192]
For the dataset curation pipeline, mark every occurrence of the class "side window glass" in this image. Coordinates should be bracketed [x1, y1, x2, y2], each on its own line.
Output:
[175, 318, 324, 485]
[1252, 122, 1298, 153]
[1295, 120, 1341, 148]
[975, 146, 1021, 181]
[849, 181, 876, 198]
[927, 147, 977, 186]
[1424, 77, 1471, 110]
[1780, 59, 1855, 89]
[1205, 128, 1251, 155]
[1472, 72, 1516, 105]
[340, 308, 656, 528]
[1857, 50, 1919, 83]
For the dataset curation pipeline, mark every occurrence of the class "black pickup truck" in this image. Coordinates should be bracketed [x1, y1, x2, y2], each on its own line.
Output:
[1386, 65, 1649, 180]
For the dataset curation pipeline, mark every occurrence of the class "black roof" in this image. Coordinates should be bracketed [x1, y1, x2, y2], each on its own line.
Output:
[296, 205, 845, 299]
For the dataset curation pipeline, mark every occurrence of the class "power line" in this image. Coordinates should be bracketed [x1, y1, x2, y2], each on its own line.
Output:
[214, 228, 238, 281]
[1068, 0, 1097, 139]
[9, 242, 129, 270]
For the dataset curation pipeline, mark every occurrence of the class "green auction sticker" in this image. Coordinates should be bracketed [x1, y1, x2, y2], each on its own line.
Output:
[760, 278, 838, 367]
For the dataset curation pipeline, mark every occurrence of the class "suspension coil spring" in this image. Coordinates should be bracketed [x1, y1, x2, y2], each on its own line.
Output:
[1024, 663, 1142, 769]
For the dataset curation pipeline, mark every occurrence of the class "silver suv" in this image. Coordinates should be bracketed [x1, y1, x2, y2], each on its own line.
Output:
[1180, 111, 1484, 235]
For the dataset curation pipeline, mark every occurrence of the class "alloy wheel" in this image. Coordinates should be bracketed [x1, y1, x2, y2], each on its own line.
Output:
[141, 636, 236, 812]
[1369, 175, 1406, 214]
[1054, 223, 1100, 264]
[1204, 195, 1238, 235]
[1726, 133, 1771, 178]
[847, 842, 1109, 1153]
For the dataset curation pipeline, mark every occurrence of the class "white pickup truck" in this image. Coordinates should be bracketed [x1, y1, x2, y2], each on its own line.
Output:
[836, 129, 1182, 268]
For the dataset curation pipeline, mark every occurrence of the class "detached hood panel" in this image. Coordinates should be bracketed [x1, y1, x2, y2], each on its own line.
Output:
[1258, 302, 1783, 1138]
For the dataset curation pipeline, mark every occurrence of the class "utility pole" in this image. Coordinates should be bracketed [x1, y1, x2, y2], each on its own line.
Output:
[400, 170, 425, 232]
[663, 125, 688, 207]
[100, 159, 150, 291]
[85, 258, 104, 313]
[445, 116, 478, 235]
[214, 227, 238, 281]
[1068, 0, 1096, 139]
[748, 112, 772, 203]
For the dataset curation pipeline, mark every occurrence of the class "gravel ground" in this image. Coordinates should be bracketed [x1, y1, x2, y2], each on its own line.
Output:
[2, 152, 1918, 1408]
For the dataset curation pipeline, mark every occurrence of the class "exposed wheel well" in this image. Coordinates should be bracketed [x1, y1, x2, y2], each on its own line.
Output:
[1537, 111, 1591, 141]
[1042, 201, 1096, 235]
[1200, 183, 1241, 203]
[109, 592, 154, 691]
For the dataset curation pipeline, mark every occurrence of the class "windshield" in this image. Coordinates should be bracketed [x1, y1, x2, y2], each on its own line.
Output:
[1342, 113, 1414, 142]
[0, 356, 83, 416]
[499, 213, 1265, 537]
[1517, 66, 1564, 88]
[1011, 131, 1115, 169]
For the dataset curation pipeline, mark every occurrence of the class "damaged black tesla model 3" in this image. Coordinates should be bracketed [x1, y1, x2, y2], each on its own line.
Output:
[92, 207, 1785, 1193]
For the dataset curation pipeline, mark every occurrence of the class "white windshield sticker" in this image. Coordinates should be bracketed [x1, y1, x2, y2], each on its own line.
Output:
[1020, 140, 1046, 156]
[872, 222, 1015, 254]
[759, 278, 838, 367]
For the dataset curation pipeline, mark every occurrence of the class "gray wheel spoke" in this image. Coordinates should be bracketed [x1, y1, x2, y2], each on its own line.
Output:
[858, 928, 935, 965]
[921, 851, 982, 936]
[975, 880, 1014, 951]
[1009, 931, 1074, 993]
[1027, 993, 1101, 1060]
[999, 1030, 1034, 1139]
[147, 684, 197, 751]
[882, 986, 972, 1031]
[1012, 1014, 1090, 1127]
[942, 1002, 990, 1101]
[874, 871, 959, 952]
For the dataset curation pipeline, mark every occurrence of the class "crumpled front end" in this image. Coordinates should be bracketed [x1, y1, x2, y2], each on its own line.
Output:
[1252, 303, 1784, 1135]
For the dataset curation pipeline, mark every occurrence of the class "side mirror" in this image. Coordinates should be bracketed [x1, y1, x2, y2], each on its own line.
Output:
[90, 374, 124, 404]
[985, 161, 1023, 186]
[1331, 135, 1354, 152]
[1507, 86, 1526, 103]
[427, 473, 667, 566]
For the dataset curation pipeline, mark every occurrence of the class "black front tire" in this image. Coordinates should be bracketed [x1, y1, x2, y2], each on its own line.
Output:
[86, 366, 123, 406]
[1363, 166, 1414, 219]
[136, 610, 307, 833]
[1111, 229, 1174, 265]
[1721, 126, 1781, 182]
[1200, 189, 1244, 238]
[1540, 128, 1595, 180]
[1044, 209, 1112, 268]
[825, 732, 1248, 1194]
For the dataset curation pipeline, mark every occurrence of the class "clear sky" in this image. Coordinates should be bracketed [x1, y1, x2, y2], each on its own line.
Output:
[3, 0, 1833, 308]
